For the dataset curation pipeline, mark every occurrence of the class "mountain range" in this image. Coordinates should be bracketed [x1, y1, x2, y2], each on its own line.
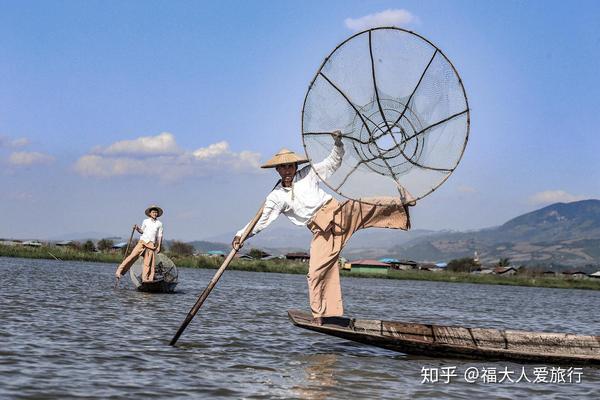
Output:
[205, 199, 600, 269]
[47, 199, 600, 269]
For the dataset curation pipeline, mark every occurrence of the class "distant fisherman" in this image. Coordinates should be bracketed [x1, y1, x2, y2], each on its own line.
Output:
[233, 131, 415, 324]
[115, 205, 164, 283]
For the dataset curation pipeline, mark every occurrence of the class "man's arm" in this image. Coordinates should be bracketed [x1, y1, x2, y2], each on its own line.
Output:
[232, 196, 282, 250]
[156, 224, 163, 253]
[312, 130, 344, 179]
[135, 222, 144, 234]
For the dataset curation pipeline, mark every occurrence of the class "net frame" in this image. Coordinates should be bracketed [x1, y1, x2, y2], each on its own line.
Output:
[129, 253, 178, 288]
[301, 27, 470, 203]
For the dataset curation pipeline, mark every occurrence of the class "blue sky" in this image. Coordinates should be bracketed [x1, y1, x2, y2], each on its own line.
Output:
[1, 0, 599, 240]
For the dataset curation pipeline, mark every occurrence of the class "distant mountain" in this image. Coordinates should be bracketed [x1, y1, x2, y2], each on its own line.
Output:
[394, 200, 600, 268]
[48, 232, 123, 241]
[203, 225, 435, 254]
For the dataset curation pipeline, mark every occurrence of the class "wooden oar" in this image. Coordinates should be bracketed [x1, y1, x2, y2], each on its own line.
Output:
[114, 225, 137, 288]
[169, 204, 264, 346]
[124, 225, 136, 256]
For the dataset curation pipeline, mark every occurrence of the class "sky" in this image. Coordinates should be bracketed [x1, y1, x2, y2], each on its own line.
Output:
[1, 0, 599, 241]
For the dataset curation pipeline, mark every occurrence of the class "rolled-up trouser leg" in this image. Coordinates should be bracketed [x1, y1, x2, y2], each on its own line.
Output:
[305, 197, 410, 318]
[307, 229, 344, 318]
[142, 243, 156, 282]
[115, 241, 146, 277]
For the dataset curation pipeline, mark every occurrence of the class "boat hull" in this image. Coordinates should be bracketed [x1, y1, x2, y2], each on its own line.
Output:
[288, 310, 600, 365]
[137, 280, 178, 293]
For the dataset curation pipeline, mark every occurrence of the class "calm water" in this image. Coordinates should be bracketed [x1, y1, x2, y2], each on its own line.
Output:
[1, 257, 599, 399]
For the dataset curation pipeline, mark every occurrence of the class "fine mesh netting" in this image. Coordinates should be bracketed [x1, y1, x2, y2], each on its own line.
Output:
[129, 253, 178, 288]
[302, 27, 469, 203]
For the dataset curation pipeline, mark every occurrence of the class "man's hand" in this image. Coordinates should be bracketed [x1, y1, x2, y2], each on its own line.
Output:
[156, 246, 161, 254]
[232, 236, 243, 251]
[133, 224, 138, 230]
[332, 130, 343, 144]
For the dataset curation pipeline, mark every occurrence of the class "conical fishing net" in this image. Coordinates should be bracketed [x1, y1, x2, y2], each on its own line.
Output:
[129, 253, 178, 288]
[302, 27, 469, 203]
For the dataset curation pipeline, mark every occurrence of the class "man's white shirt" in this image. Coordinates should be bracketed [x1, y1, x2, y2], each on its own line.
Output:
[140, 218, 164, 243]
[237, 142, 344, 238]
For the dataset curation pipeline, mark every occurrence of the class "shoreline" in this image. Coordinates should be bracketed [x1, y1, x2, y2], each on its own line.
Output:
[2, 245, 600, 291]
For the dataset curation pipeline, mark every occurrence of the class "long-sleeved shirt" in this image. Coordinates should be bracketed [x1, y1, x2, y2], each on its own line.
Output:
[236, 142, 344, 238]
[140, 218, 164, 244]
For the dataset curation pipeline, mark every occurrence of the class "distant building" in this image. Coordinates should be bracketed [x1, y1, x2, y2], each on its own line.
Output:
[0, 240, 21, 246]
[494, 267, 517, 276]
[562, 270, 588, 280]
[348, 259, 390, 275]
[22, 240, 43, 247]
[56, 240, 75, 247]
[589, 271, 600, 279]
[396, 260, 418, 271]
[207, 250, 226, 257]
[286, 252, 310, 262]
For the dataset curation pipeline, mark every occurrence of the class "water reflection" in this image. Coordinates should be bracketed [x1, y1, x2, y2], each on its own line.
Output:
[293, 353, 339, 400]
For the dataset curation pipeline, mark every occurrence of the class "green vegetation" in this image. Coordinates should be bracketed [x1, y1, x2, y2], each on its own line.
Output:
[2, 244, 600, 290]
[0, 244, 122, 263]
[447, 257, 479, 272]
[168, 240, 195, 256]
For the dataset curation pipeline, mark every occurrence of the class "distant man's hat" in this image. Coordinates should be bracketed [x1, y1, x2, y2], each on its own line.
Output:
[145, 205, 163, 217]
[260, 148, 309, 169]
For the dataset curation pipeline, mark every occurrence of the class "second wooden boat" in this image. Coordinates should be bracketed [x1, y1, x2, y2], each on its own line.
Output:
[129, 253, 178, 293]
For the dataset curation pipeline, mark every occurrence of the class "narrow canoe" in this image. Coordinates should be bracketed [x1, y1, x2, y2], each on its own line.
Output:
[288, 310, 600, 365]
[137, 279, 178, 293]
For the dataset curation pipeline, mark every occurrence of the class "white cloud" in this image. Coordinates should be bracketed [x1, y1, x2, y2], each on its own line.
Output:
[527, 190, 587, 205]
[192, 141, 230, 159]
[8, 151, 55, 166]
[94, 132, 181, 156]
[75, 134, 261, 181]
[345, 9, 418, 32]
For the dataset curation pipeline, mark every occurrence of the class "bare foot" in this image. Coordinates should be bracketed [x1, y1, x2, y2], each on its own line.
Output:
[312, 317, 324, 326]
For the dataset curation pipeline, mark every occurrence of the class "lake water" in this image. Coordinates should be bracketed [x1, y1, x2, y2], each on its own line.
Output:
[1, 256, 599, 399]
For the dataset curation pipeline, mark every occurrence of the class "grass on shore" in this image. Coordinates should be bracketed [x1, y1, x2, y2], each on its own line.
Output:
[2, 244, 600, 290]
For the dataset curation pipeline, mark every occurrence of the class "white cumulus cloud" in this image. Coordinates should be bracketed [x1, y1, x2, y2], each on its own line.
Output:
[192, 141, 230, 159]
[8, 151, 55, 166]
[74, 133, 261, 181]
[345, 9, 418, 32]
[95, 132, 181, 156]
[527, 190, 587, 205]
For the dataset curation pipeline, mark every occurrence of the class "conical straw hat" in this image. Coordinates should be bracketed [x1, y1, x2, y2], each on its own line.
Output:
[260, 148, 309, 169]
[145, 205, 163, 217]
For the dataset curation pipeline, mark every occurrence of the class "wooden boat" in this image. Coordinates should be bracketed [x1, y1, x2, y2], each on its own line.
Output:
[288, 310, 600, 365]
[129, 253, 178, 293]
[137, 279, 177, 293]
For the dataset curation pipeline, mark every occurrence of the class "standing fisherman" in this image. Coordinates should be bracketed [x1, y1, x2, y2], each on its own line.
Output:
[115, 205, 164, 284]
[232, 131, 414, 324]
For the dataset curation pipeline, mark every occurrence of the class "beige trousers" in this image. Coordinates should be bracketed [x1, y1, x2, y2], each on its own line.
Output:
[115, 240, 156, 282]
[306, 198, 410, 318]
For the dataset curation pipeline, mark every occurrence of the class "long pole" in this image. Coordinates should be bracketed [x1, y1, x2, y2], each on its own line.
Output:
[169, 204, 264, 346]
[124, 225, 136, 256]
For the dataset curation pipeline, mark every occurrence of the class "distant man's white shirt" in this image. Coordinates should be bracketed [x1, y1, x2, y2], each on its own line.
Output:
[140, 218, 164, 243]
[236, 142, 344, 238]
